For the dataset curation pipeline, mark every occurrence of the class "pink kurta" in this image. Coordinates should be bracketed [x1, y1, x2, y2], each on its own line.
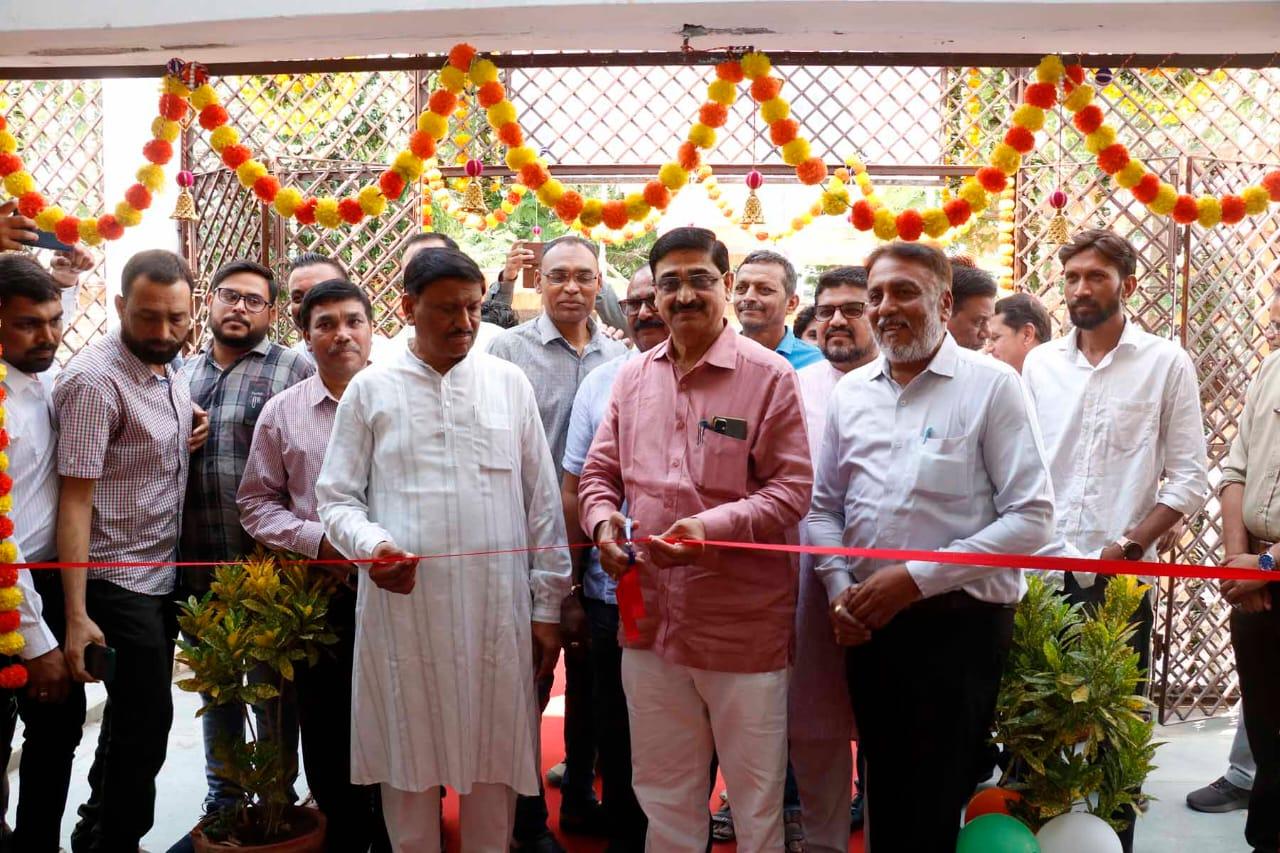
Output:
[579, 322, 813, 674]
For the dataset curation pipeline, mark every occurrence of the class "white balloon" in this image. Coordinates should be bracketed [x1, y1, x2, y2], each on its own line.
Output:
[1036, 812, 1123, 853]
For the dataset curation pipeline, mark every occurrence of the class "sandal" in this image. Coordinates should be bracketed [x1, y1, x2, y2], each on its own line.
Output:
[710, 801, 735, 843]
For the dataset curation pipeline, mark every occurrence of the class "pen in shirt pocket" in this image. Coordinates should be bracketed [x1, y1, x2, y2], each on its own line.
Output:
[921, 426, 934, 444]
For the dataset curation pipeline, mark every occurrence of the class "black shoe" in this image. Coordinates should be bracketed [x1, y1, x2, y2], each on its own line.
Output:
[511, 831, 566, 853]
[559, 798, 608, 836]
[850, 792, 864, 831]
[1186, 777, 1249, 813]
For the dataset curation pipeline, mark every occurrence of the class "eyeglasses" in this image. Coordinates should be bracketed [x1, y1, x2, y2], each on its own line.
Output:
[543, 270, 599, 285]
[214, 287, 270, 314]
[813, 301, 866, 321]
[655, 273, 724, 294]
[619, 295, 658, 316]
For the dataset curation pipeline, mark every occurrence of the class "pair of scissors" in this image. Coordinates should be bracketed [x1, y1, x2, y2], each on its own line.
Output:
[623, 517, 636, 569]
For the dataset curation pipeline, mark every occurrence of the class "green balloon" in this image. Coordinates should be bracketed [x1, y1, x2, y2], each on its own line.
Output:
[957, 813, 1041, 853]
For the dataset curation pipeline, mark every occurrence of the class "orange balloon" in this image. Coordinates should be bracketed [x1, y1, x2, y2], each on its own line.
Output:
[965, 787, 1022, 823]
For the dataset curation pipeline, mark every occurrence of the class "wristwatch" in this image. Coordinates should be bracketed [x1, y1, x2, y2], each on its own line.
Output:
[1115, 536, 1144, 561]
[1259, 552, 1275, 572]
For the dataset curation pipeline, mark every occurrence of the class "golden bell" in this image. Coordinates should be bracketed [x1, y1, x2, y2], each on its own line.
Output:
[1046, 211, 1070, 245]
[460, 178, 487, 215]
[171, 189, 199, 222]
[740, 188, 765, 226]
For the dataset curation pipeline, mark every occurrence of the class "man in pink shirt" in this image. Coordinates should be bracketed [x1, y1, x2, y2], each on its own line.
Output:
[579, 227, 812, 853]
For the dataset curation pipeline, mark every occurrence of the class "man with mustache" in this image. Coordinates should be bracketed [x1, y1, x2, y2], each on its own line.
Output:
[489, 234, 626, 850]
[947, 261, 998, 350]
[180, 259, 313, 816]
[790, 266, 878, 852]
[393, 232, 506, 355]
[317, 247, 571, 852]
[560, 264, 666, 852]
[732, 250, 823, 370]
[0, 253, 91, 851]
[1021, 229, 1208, 851]
[238, 278, 389, 852]
[986, 292, 1051, 373]
[807, 241, 1054, 851]
[580, 226, 812, 852]
[54, 250, 197, 852]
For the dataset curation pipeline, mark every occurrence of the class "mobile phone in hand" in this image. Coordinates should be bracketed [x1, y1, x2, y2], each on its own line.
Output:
[9, 212, 74, 252]
[83, 643, 117, 683]
[516, 241, 543, 289]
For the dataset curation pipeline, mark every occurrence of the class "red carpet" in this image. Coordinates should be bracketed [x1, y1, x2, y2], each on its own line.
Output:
[440, 661, 866, 851]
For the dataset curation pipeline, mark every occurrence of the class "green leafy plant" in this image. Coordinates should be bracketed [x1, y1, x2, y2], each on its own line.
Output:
[176, 551, 340, 843]
[994, 574, 1160, 832]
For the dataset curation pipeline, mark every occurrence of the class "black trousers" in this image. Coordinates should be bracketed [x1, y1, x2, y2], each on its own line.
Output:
[1232, 585, 1280, 853]
[0, 570, 87, 853]
[561, 633, 597, 808]
[513, 674, 556, 841]
[584, 598, 646, 848]
[70, 581, 178, 853]
[296, 587, 390, 853]
[846, 593, 1014, 853]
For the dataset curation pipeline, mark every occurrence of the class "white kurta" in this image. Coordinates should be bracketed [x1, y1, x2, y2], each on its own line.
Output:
[316, 347, 571, 796]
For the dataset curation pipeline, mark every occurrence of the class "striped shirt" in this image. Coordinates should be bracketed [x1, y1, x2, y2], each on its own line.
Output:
[53, 331, 192, 596]
[236, 373, 339, 558]
[487, 313, 627, 481]
[180, 339, 312, 590]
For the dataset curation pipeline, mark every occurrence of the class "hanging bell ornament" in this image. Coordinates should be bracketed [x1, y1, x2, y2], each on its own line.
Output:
[171, 170, 199, 222]
[460, 159, 487, 215]
[1046, 187, 1070, 244]
[740, 169, 765, 226]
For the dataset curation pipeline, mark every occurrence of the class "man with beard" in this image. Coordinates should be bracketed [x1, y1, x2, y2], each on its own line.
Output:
[238, 278, 390, 852]
[55, 250, 196, 852]
[181, 259, 313, 815]
[732, 250, 823, 370]
[987, 292, 1051, 373]
[317, 247, 570, 852]
[0, 254, 89, 851]
[559, 264, 666, 852]
[790, 265, 878, 852]
[489, 235, 625, 851]
[580, 227, 812, 852]
[947, 261, 998, 350]
[807, 242, 1054, 851]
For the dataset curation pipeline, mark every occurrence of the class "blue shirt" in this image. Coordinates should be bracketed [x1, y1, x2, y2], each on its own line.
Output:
[775, 327, 824, 370]
[562, 352, 635, 603]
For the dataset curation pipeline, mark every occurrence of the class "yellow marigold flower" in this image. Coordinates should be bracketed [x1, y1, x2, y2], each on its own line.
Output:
[315, 197, 342, 229]
[137, 164, 166, 193]
[439, 66, 467, 93]
[922, 207, 951, 238]
[536, 179, 566, 207]
[417, 111, 448, 139]
[113, 203, 142, 228]
[358, 185, 387, 217]
[392, 151, 424, 181]
[760, 98, 790, 124]
[209, 125, 239, 153]
[688, 123, 716, 150]
[469, 59, 500, 85]
[505, 146, 538, 171]
[821, 191, 848, 216]
[958, 179, 990, 213]
[989, 143, 1022, 176]
[33, 206, 65, 232]
[0, 131, 16, 154]
[78, 218, 103, 246]
[1011, 105, 1045, 132]
[3, 171, 35, 198]
[0, 587, 22, 611]
[162, 77, 191, 98]
[1063, 84, 1095, 113]
[579, 198, 604, 228]
[624, 193, 650, 221]
[707, 80, 738, 106]
[0, 452, 8, 473]
[486, 101, 517, 129]
[1149, 183, 1179, 216]
[658, 162, 689, 191]
[1035, 55, 1066, 83]
[236, 161, 267, 189]
[151, 118, 181, 143]
[189, 84, 219, 110]
[872, 207, 898, 240]
[740, 52, 772, 80]
[781, 138, 811, 167]
[1115, 160, 1146, 189]
[0, 497, 11, 517]
[1196, 196, 1222, 228]
[0, 631, 24, 656]
[1084, 126, 1117, 155]
[1242, 186, 1270, 215]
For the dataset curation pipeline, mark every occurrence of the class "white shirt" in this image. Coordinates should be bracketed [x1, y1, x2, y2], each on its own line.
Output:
[806, 334, 1055, 604]
[1021, 320, 1209, 581]
[4, 366, 59, 660]
[796, 359, 846, 466]
[316, 346, 571, 794]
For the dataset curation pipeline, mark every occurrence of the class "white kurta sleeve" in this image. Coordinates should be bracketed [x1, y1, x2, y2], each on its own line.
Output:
[316, 378, 396, 560]
[514, 375, 571, 623]
[806, 388, 853, 602]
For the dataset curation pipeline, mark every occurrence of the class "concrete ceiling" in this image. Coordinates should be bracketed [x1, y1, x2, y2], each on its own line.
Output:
[1, 0, 1278, 71]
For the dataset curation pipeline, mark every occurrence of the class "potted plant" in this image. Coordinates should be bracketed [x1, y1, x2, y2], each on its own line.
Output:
[994, 574, 1160, 840]
[177, 551, 340, 851]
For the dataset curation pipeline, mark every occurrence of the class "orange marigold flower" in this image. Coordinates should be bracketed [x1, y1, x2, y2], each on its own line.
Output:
[1220, 195, 1247, 224]
[498, 122, 524, 147]
[0, 611, 18, 634]
[294, 198, 318, 226]
[477, 81, 506, 108]
[1131, 173, 1161, 204]
[796, 158, 828, 186]
[1004, 126, 1036, 154]
[643, 180, 672, 210]
[158, 93, 189, 122]
[338, 197, 364, 224]
[125, 183, 153, 211]
[601, 200, 629, 230]
[220, 143, 250, 169]
[1264, 170, 1280, 202]
[144, 139, 174, 165]
[448, 44, 477, 71]
[1065, 65, 1086, 85]
[0, 153, 22, 176]
[977, 166, 1008, 193]
[1097, 144, 1130, 175]
[1023, 83, 1057, 109]
[850, 200, 876, 231]
[715, 61, 744, 83]
[750, 76, 783, 103]
[699, 102, 729, 129]
[555, 190, 585, 223]
[769, 119, 799, 147]
[944, 199, 972, 227]
[896, 209, 924, 241]
[379, 170, 407, 200]
[17, 191, 45, 219]
[1073, 105, 1104, 135]
[253, 176, 280, 203]
[199, 104, 229, 131]
[677, 141, 701, 172]
[429, 89, 458, 117]
[54, 216, 81, 246]
[0, 664, 27, 691]
[1171, 194, 1200, 224]
[96, 214, 125, 241]
[409, 131, 436, 159]
[519, 162, 550, 190]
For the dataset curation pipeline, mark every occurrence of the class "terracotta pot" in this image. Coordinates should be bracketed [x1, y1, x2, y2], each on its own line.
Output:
[191, 805, 327, 853]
